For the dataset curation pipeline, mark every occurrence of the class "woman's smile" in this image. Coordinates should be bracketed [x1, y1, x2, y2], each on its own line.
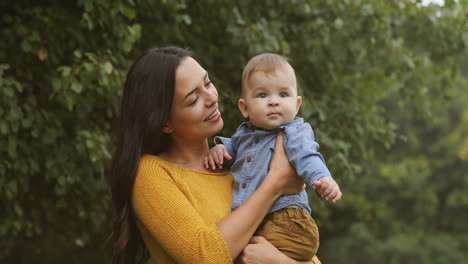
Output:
[205, 108, 221, 122]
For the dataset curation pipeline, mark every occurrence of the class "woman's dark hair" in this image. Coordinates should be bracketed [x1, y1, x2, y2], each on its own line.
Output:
[110, 46, 193, 264]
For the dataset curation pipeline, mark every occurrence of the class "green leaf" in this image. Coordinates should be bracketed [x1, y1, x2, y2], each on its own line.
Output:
[84, 62, 94, 72]
[82, 13, 94, 30]
[58, 66, 71, 77]
[122, 6, 136, 19]
[86, 139, 95, 148]
[3, 86, 14, 97]
[52, 79, 62, 91]
[103, 61, 113, 74]
[71, 82, 83, 93]
[129, 23, 142, 39]
[20, 40, 31, 52]
[74, 50, 82, 59]
[14, 204, 23, 216]
[65, 95, 74, 110]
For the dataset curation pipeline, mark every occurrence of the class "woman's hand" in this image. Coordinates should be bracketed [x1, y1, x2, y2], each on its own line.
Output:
[237, 236, 315, 264]
[216, 133, 305, 259]
[264, 132, 305, 196]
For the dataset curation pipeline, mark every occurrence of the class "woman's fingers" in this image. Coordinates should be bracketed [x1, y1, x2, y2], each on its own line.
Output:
[274, 132, 285, 154]
[248, 235, 265, 244]
[267, 132, 305, 196]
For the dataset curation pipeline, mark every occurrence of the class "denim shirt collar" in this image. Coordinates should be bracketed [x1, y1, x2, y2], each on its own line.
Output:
[238, 117, 304, 133]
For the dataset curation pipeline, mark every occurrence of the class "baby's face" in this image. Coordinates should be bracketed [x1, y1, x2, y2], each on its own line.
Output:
[238, 65, 302, 130]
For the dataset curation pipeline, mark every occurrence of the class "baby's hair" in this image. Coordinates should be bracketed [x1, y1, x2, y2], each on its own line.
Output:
[241, 53, 294, 94]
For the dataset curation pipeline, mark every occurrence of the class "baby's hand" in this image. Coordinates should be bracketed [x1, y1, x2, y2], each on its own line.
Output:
[313, 177, 342, 203]
[204, 144, 232, 170]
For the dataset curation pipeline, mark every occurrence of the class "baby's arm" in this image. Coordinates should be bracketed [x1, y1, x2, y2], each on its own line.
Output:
[313, 177, 342, 203]
[204, 144, 232, 170]
[284, 120, 342, 202]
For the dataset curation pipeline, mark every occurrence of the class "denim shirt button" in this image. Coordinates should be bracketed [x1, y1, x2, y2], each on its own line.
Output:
[241, 183, 247, 188]
[246, 157, 252, 162]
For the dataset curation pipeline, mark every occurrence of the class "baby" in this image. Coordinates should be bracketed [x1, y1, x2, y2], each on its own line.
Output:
[205, 53, 342, 260]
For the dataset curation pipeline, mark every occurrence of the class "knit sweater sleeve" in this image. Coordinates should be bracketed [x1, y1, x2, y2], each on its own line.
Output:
[132, 158, 232, 264]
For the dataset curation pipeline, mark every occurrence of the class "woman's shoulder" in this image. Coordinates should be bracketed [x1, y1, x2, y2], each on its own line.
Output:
[139, 154, 166, 168]
[135, 154, 175, 185]
[140, 154, 196, 171]
[137, 154, 230, 181]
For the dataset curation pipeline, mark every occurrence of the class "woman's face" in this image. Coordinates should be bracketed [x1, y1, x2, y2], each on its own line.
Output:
[165, 57, 223, 143]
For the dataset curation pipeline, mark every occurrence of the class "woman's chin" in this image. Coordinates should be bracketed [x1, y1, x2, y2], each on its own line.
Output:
[211, 117, 224, 135]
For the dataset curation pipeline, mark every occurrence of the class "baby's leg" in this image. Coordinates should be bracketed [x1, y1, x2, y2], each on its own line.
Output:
[255, 207, 319, 261]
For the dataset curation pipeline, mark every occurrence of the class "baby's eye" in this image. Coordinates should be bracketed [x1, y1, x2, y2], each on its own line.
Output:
[280, 92, 288, 97]
[257, 93, 267, 98]
[205, 80, 212, 87]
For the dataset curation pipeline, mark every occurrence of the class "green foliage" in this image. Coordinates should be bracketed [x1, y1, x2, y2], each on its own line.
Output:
[0, 1, 136, 262]
[320, 76, 468, 263]
[0, 0, 466, 263]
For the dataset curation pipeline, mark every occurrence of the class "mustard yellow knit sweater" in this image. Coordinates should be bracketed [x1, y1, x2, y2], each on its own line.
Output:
[132, 154, 322, 264]
[132, 154, 234, 263]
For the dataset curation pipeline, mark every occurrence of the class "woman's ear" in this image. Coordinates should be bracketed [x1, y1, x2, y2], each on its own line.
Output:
[162, 122, 173, 134]
[295, 96, 303, 114]
[238, 98, 249, 119]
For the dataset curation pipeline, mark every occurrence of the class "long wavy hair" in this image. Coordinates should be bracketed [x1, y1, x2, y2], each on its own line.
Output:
[110, 46, 193, 264]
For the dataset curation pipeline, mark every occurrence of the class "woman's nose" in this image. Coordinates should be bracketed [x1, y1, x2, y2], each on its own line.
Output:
[205, 87, 218, 106]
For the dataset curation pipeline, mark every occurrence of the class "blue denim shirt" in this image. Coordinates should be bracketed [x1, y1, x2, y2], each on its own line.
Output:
[215, 117, 331, 214]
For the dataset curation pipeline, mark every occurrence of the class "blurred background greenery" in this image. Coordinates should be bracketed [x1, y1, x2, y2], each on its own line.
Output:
[1, 0, 467, 263]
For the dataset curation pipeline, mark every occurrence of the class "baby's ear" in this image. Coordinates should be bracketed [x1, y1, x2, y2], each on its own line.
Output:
[238, 98, 249, 119]
[296, 96, 303, 114]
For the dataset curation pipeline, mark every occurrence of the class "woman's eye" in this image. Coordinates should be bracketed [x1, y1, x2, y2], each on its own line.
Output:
[280, 92, 288, 97]
[257, 93, 267, 98]
[205, 81, 212, 87]
[188, 97, 198, 106]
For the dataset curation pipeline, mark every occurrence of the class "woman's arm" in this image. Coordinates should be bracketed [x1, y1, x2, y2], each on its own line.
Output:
[216, 132, 306, 259]
[238, 236, 319, 264]
[132, 133, 303, 263]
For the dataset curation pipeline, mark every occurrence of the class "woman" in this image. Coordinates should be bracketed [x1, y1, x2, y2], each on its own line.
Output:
[110, 46, 321, 264]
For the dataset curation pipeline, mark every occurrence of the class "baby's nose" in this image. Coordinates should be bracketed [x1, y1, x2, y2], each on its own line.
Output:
[268, 100, 279, 106]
